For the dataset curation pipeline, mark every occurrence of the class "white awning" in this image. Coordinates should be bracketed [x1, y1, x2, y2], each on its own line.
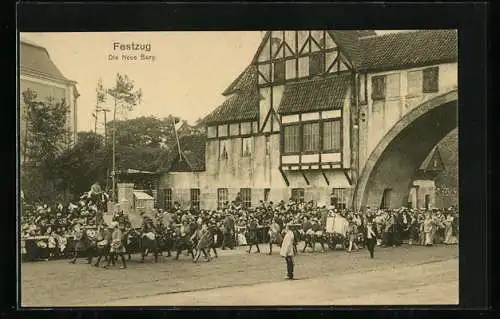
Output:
[133, 191, 154, 200]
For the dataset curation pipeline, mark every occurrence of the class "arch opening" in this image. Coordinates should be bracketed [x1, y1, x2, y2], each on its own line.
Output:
[354, 90, 458, 211]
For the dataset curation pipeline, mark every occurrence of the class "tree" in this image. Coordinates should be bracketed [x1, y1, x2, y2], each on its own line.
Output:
[107, 74, 143, 202]
[21, 88, 73, 202]
[22, 89, 71, 164]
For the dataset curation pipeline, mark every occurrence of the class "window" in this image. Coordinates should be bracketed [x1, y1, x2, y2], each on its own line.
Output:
[359, 74, 367, 104]
[190, 188, 200, 210]
[252, 121, 259, 133]
[323, 120, 341, 152]
[265, 134, 271, 155]
[242, 137, 253, 157]
[217, 188, 228, 209]
[240, 122, 252, 135]
[164, 188, 172, 210]
[331, 188, 348, 209]
[309, 52, 325, 76]
[371, 75, 386, 100]
[240, 188, 252, 208]
[386, 73, 401, 98]
[274, 60, 286, 82]
[264, 188, 271, 201]
[219, 140, 229, 160]
[229, 123, 239, 136]
[302, 122, 320, 152]
[407, 70, 423, 96]
[423, 67, 439, 93]
[207, 126, 217, 138]
[291, 188, 305, 203]
[218, 124, 228, 137]
[283, 124, 300, 153]
[285, 59, 296, 80]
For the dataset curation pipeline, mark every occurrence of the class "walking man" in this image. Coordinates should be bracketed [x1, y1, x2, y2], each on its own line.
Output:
[280, 223, 295, 280]
[221, 212, 235, 250]
[365, 218, 378, 258]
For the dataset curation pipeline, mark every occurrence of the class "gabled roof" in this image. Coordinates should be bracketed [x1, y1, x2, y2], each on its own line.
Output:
[222, 65, 257, 96]
[328, 31, 365, 68]
[420, 146, 445, 171]
[278, 72, 351, 115]
[20, 39, 74, 83]
[168, 134, 206, 172]
[202, 89, 260, 125]
[358, 30, 458, 71]
[205, 30, 457, 126]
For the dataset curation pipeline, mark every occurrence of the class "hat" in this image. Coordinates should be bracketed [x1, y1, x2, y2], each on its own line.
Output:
[111, 221, 119, 228]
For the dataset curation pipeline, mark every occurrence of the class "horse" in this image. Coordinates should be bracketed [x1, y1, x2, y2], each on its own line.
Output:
[302, 228, 328, 252]
[125, 228, 160, 263]
[172, 231, 195, 260]
[69, 228, 97, 264]
[267, 223, 283, 255]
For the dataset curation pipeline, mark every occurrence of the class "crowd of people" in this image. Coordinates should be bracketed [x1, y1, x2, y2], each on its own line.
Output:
[21, 188, 459, 263]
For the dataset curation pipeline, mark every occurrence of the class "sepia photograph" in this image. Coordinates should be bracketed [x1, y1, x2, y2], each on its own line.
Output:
[19, 30, 459, 307]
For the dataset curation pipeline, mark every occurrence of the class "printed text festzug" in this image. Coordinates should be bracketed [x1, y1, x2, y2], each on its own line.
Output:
[109, 42, 156, 62]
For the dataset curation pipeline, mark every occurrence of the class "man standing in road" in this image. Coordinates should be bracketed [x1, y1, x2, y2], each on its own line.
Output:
[280, 223, 295, 280]
[221, 211, 235, 250]
[364, 218, 378, 259]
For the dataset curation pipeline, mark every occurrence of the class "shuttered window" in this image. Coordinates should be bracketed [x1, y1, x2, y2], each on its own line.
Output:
[240, 188, 252, 208]
[190, 188, 200, 210]
[164, 188, 172, 210]
[217, 188, 228, 209]
[371, 75, 386, 100]
[423, 67, 439, 93]
[309, 52, 325, 76]
[274, 60, 286, 82]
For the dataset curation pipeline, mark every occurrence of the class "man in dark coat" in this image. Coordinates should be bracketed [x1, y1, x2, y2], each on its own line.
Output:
[221, 212, 235, 250]
[364, 218, 378, 258]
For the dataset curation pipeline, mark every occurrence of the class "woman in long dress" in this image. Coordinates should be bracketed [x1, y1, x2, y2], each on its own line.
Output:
[268, 219, 282, 255]
[443, 213, 458, 244]
[423, 214, 434, 246]
[104, 222, 127, 269]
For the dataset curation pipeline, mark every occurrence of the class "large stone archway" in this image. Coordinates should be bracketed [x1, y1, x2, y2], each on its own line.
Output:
[353, 89, 458, 211]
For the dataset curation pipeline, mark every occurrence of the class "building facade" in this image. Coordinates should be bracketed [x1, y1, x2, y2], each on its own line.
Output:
[158, 30, 458, 211]
[20, 39, 79, 163]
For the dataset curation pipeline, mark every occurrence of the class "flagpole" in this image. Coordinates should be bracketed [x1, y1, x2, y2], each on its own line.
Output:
[172, 117, 182, 159]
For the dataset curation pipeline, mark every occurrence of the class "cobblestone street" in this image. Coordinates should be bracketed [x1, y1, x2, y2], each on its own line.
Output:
[21, 244, 458, 307]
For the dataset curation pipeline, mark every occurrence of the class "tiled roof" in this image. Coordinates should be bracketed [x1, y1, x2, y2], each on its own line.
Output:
[222, 65, 258, 96]
[20, 40, 72, 82]
[358, 30, 458, 71]
[202, 64, 259, 125]
[277, 72, 351, 115]
[202, 89, 260, 125]
[328, 31, 365, 68]
[420, 146, 444, 171]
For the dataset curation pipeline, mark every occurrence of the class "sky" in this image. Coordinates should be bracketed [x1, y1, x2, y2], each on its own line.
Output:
[21, 31, 400, 133]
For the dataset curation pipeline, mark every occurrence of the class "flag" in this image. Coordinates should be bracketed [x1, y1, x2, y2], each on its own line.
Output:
[173, 117, 183, 131]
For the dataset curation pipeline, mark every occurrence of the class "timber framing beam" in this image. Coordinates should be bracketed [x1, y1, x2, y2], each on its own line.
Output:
[279, 167, 290, 187]
[321, 169, 330, 186]
[344, 170, 352, 186]
[300, 170, 310, 186]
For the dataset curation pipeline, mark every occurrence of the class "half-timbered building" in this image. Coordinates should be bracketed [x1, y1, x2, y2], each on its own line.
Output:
[158, 30, 458, 211]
